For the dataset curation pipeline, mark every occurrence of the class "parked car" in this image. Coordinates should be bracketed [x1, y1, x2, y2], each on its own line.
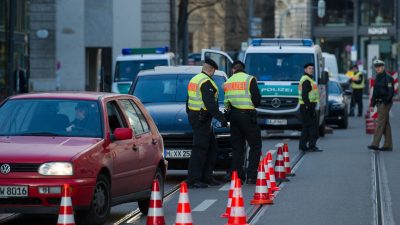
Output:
[0, 92, 166, 225]
[129, 66, 232, 170]
[326, 80, 351, 128]
[337, 73, 351, 91]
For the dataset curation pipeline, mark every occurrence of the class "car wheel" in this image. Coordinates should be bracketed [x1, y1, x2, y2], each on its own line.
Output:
[319, 118, 326, 137]
[76, 174, 111, 225]
[338, 113, 349, 129]
[138, 168, 164, 215]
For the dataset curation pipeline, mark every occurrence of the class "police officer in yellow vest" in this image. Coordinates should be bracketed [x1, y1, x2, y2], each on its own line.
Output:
[349, 65, 365, 117]
[224, 60, 261, 184]
[298, 63, 323, 152]
[186, 58, 228, 189]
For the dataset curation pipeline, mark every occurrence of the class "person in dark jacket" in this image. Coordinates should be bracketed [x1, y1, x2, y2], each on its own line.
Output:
[186, 58, 228, 188]
[368, 60, 394, 151]
[298, 63, 323, 152]
[223, 60, 262, 184]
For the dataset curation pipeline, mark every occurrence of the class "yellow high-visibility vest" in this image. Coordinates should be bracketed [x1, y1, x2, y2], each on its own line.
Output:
[298, 75, 319, 104]
[187, 73, 218, 111]
[351, 72, 365, 89]
[223, 72, 255, 110]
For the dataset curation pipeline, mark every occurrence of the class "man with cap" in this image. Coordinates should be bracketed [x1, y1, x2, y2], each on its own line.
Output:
[349, 65, 365, 117]
[186, 57, 228, 188]
[223, 60, 261, 184]
[298, 63, 323, 152]
[368, 59, 394, 151]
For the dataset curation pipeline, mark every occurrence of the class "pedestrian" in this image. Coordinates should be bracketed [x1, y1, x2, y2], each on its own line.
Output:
[349, 65, 364, 117]
[298, 63, 323, 152]
[368, 59, 394, 151]
[186, 58, 228, 188]
[223, 60, 261, 184]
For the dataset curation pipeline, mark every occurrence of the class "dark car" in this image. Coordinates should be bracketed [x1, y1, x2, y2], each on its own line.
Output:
[326, 80, 351, 128]
[129, 66, 231, 170]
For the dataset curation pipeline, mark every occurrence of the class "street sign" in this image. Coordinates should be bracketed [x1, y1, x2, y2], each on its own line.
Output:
[318, 0, 326, 18]
[250, 17, 262, 37]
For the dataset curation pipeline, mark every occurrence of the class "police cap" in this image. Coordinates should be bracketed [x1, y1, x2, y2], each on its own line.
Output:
[204, 57, 218, 70]
[373, 59, 385, 67]
[232, 60, 245, 69]
[303, 62, 314, 69]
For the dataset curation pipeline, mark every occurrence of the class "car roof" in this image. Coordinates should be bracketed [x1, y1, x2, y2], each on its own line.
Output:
[9, 92, 129, 101]
[245, 45, 317, 54]
[137, 66, 227, 77]
[116, 53, 175, 61]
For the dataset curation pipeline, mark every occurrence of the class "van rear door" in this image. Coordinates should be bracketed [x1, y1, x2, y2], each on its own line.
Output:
[201, 49, 233, 76]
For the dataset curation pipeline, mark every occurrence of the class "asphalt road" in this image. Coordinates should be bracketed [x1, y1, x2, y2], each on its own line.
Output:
[1, 101, 399, 225]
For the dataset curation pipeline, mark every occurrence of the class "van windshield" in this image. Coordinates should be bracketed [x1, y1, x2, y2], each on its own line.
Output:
[114, 60, 168, 82]
[245, 53, 315, 81]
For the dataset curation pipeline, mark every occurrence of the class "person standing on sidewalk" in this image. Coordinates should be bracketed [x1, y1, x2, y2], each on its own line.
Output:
[223, 60, 261, 184]
[298, 63, 323, 152]
[368, 59, 394, 151]
[349, 65, 365, 117]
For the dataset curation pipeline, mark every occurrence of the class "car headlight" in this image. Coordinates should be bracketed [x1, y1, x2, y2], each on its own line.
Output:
[38, 162, 73, 176]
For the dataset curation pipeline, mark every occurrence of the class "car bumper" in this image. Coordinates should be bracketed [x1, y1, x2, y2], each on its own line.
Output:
[326, 108, 346, 123]
[0, 178, 96, 214]
[256, 111, 302, 130]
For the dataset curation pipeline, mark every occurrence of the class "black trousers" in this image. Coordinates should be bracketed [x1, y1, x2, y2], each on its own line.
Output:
[350, 89, 363, 116]
[299, 105, 319, 150]
[187, 111, 217, 184]
[230, 110, 261, 180]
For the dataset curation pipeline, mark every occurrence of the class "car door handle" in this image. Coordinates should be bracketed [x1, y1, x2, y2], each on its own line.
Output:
[152, 138, 158, 145]
[132, 144, 138, 151]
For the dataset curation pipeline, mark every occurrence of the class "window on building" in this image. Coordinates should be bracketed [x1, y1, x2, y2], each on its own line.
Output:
[316, 0, 354, 26]
[360, 0, 394, 26]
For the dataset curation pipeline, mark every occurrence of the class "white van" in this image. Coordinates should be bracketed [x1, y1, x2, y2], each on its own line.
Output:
[112, 47, 175, 94]
[202, 39, 329, 136]
[322, 52, 339, 78]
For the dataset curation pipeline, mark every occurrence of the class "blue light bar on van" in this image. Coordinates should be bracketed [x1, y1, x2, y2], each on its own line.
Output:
[252, 39, 314, 47]
[122, 47, 169, 55]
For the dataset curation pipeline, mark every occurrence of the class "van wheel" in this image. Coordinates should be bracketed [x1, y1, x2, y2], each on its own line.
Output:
[138, 168, 164, 215]
[76, 174, 111, 225]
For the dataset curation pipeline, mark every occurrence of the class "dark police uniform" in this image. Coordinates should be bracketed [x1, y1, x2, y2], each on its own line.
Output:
[223, 62, 261, 183]
[186, 59, 227, 188]
[350, 70, 365, 117]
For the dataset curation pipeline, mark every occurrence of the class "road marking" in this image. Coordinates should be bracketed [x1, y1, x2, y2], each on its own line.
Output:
[219, 183, 230, 191]
[192, 199, 216, 211]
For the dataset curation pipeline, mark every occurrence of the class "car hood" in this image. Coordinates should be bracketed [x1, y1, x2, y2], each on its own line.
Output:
[144, 102, 192, 134]
[0, 136, 102, 163]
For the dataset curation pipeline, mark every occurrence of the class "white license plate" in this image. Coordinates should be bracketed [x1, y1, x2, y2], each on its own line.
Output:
[165, 149, 192, 159]
[0, 186, 28, 198]
[266, 119, 287, 125]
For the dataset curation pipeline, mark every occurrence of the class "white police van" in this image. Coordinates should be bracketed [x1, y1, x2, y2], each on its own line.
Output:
[201, 39, 329, 136]
[112, 47, 175, 94]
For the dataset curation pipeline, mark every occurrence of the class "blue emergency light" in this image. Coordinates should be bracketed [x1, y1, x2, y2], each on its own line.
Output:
[251, 39, 314, 47]
[122, 46, 169, 55]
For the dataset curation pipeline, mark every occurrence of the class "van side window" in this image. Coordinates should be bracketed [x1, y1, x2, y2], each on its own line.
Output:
[106, 101, 127, 133]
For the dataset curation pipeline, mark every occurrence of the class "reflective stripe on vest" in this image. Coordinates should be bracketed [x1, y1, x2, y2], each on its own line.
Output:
[187, 73, 218, 111]
[223, 72, 255, 109]
[351, 72, 365, 89]
[298, 75, 319, 104]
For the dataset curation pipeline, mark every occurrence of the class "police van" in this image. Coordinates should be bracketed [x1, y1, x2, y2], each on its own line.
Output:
[201, 39, 329, 136]
[112, 47, 175, 94]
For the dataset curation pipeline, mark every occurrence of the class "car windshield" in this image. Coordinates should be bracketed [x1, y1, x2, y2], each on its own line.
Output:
[0, 99, 102, 137]
[114, 60, 168, 82]
[245, 53, 315, 81]
[328, 81, 342, 94]
[132, 74, 226, 103]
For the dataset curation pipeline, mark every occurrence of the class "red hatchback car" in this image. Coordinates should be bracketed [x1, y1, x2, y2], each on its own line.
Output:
[0, 92, 167, 225]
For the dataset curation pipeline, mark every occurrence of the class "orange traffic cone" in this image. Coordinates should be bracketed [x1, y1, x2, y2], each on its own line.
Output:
[265, 152, 280, 192]
[226, 178, 249, 225]
[175, 182, 193, 225]
[283, 143, 295, 177]
[221, 171, 238, 218]
[57, 184, 75, 225]
[250, 159, 273, 205]
[263, 157, 275, 199]
[146, 179, 165, 225]
[275, 146, 290, 182]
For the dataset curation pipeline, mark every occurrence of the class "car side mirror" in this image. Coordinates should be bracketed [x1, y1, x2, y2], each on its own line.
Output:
[344, 90, 352, 96]
[320, 71, 329, 85]
[113, 128, 133, 140]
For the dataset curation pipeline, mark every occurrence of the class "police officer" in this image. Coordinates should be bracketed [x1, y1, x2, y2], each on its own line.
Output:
[186, 58, 228, 188]
[349, 65, 365, 117]
[368, 59, 394, 151]
[298, 63, 323, 152]
[224, 60, 261, 184]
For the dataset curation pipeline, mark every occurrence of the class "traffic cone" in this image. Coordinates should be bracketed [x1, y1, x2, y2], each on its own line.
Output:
[174, 182, 193, 225]
[57, 184, 75, 225]
[226, 178, 249, 225]
[221, 171, 238, 218]
[250, 159, 273, 205]
[283, 143, 295, 177]
[275, 146, 290, 182]
[263, 157, 274, 199]
[146, 179, 165, 225]
[265, 152, 280, 192]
